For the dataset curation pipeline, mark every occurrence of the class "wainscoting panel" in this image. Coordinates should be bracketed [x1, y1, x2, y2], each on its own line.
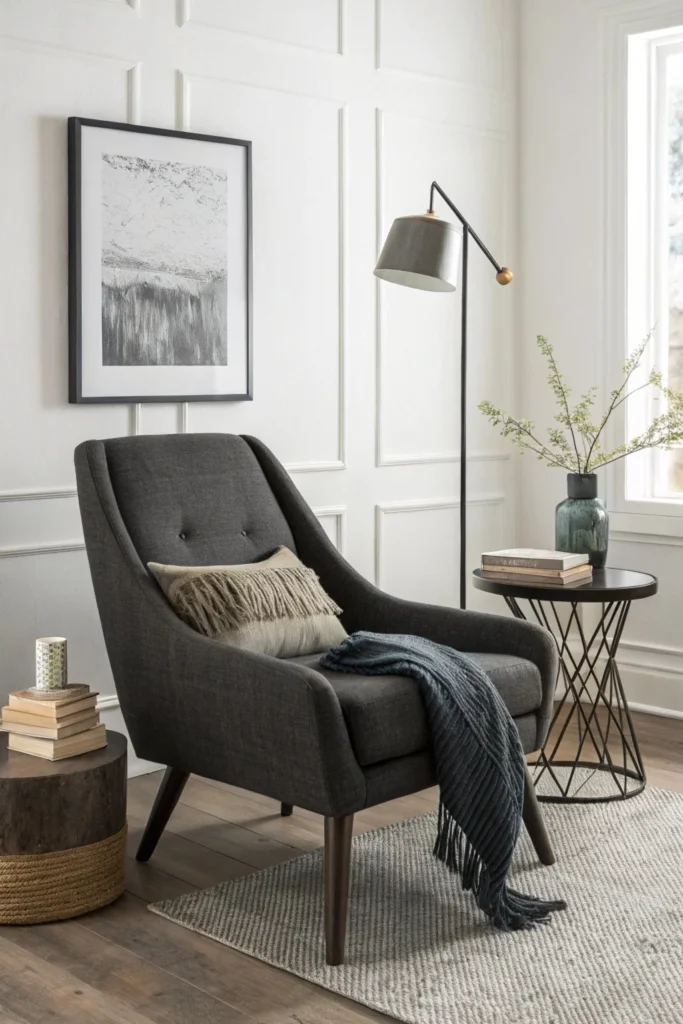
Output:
[0, 492, 82, 551]
[0, 0, 517, 770]
[376, 0, 504, 90]
[314, 506, 347, 554]
[375, 495, 507, 610]
[0, 39, 134, 490]
[0, 548, 113, 701]
[181, 0, 343, 55]
[182, 74, 346, 472]
[376, 108, 511, 467]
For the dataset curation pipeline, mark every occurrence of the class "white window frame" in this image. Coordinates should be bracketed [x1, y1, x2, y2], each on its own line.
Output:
[605, 9, 683, 542]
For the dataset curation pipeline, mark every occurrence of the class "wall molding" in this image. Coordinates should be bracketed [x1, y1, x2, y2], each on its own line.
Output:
[374, 493, 504, 588]
[0, 488, 77, 503]
[373, 0, 505, 95]
[611, 529, 683, 547]
[283, 460, 346, 474]
[379, 451, 510, 468]
[374, 106, 508, 468]
[627, 700, 683, 721]
[93, 0, 140, 10]
[179, 72, 348, 474]
[0, 510, 349, 558]
[0, 541, 85, 560]
[97, 694, 120, 712]
[562, 634, 683, 720]
[127, 61, 141, 123]
[562, 636, 683, 670]
[617, 637, 683, 674]
[179, 0, 345, 57]
[313, 505, 347, 554]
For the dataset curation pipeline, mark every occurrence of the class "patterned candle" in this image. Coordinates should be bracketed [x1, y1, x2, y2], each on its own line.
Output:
[35, 637, 68, 690]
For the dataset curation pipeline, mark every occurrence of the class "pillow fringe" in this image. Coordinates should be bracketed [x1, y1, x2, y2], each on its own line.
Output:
[173, 566, 342, 637]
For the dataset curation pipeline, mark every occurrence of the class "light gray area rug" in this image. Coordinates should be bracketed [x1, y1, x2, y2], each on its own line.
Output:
[150, 785, 683, 1024]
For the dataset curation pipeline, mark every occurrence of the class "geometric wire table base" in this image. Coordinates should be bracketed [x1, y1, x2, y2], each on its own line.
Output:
[504, 595, 646, 803]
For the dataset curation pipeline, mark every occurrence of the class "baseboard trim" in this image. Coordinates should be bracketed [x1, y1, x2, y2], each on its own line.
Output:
[96, 694, 119, 712]
[627, 700, 683, 721]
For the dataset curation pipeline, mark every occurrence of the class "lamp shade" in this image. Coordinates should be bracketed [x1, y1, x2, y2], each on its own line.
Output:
[374, 214, 462, 292]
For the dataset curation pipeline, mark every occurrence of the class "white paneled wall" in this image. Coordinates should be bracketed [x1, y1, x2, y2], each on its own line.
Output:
[0, 0, 517, 773]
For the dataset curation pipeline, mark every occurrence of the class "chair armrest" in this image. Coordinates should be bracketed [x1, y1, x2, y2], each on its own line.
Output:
[352, 594, 558, 750]
[136, 616, 367, 817]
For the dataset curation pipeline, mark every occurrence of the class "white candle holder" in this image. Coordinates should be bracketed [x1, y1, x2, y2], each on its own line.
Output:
[35, 637, 68, 691]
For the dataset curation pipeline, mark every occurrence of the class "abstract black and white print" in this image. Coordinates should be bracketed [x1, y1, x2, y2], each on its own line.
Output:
[101, 154, 228, 366]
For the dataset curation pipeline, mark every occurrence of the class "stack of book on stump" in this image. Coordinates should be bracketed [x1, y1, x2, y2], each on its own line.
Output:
[1, 687, 105, 760]
[480, 549, 593, 587]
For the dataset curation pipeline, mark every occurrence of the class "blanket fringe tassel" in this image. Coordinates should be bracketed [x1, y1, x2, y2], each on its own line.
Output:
[434, 802, 567, 931]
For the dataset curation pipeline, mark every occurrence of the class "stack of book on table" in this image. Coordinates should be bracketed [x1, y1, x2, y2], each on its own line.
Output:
[480, 549, 593, 587]
[1, 687, 106, 760]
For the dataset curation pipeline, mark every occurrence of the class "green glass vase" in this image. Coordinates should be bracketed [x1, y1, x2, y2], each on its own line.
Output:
[555, 473, 609, 569]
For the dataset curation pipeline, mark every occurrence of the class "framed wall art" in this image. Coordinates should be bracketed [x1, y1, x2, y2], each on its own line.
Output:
[68, 118, 252, 403]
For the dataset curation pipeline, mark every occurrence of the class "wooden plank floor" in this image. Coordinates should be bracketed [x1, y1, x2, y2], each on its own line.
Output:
[0, 710, 681, 1024]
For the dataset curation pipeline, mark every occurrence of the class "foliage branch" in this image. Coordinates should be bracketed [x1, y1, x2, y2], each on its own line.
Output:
[478, 333, 683, 473]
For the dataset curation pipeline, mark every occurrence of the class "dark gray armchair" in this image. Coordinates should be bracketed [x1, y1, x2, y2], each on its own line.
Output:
[75, 433, 558, 965]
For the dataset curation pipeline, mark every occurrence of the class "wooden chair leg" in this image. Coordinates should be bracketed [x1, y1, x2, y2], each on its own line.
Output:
[280, 803, 293, 817]
[324, 814, 354, 966]
[522, 765, 555, 865]
[136, 767, 189, 862]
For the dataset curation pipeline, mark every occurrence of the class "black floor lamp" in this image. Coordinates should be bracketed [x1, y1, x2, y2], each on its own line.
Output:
[374, 181, 513, 611]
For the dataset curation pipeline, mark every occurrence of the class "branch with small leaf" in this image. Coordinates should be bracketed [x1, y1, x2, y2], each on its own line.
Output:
[478, 333, 683, 473]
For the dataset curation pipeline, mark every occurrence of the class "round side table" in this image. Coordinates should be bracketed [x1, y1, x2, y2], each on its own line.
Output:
[472, 568, 658, 803]
[0, 729, 127, 923]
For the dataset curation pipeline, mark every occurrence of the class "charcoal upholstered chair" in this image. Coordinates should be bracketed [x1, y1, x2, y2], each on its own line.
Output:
[75, 433, 558, 965]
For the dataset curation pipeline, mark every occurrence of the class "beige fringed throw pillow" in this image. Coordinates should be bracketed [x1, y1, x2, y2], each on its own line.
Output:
[148, 545, 347, 658]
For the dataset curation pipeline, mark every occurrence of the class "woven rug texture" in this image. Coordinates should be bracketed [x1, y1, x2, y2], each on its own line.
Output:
[150, 784, 683, 1024]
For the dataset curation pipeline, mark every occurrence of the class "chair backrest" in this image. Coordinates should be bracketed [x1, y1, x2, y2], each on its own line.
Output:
[100, 433, 296, 568]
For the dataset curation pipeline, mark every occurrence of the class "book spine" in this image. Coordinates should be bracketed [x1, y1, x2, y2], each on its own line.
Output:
[481, 570, 592, 585]
[482, 556, 581, 570]
[482, 565, 573, 578]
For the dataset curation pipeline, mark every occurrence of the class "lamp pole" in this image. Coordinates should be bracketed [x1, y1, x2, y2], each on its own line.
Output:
[459, 223, 469, 610]
[375, 181, 512, 610]
[427, 183, 512, 610]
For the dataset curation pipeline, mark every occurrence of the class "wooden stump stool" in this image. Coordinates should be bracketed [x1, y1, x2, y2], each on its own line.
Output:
[0, 730, 127, 923]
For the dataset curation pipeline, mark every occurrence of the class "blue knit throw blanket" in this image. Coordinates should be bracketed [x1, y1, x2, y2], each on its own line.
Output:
[320, 631, 566, 930]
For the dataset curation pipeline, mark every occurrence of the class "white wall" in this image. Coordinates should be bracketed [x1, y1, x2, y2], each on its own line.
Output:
[0, 0, 518, 773]
[519, 0, 683, 717]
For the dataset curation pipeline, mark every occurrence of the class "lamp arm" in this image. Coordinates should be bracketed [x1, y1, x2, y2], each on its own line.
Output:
[429, 181, 510, 282]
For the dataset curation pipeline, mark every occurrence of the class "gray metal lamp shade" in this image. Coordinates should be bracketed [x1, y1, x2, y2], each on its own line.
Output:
[374, 214, 462, 292]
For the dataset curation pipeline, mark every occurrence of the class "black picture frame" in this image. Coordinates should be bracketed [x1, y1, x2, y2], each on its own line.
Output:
[68, 117, 253, 403]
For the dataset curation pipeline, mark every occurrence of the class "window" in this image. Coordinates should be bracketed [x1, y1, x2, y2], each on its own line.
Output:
[626, 28, 683, 508]
[660, 48, 683, 494]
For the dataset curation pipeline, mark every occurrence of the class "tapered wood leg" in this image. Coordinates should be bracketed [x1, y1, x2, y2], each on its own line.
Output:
[522, 765, 555, 865]
[324, 814, 354, 966]
[280, 803, 293, 817]
[136, 767, 189, 862]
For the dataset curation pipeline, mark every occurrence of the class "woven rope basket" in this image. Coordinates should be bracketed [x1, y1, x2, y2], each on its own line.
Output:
[0, 824, 126, 924]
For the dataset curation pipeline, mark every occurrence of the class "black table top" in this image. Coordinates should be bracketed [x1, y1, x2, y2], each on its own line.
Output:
[472, 567, 658, 603]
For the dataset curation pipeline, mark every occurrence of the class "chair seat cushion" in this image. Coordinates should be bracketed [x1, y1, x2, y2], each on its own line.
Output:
[289, 651, 542, 767]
